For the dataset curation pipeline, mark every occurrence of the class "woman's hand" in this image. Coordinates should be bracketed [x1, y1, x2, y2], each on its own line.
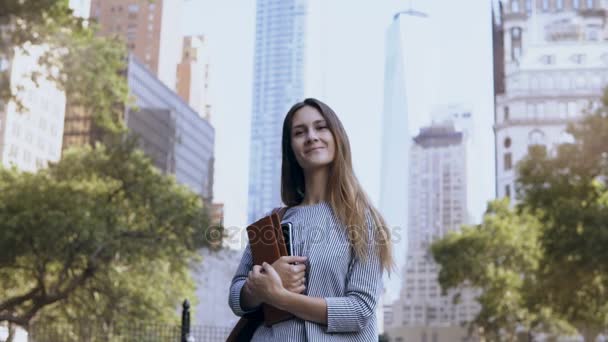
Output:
[271, 256, 307, 294]
[247, 262, 288, 305]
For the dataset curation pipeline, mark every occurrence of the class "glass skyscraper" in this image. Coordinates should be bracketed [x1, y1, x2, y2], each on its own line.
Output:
[247, 0, 323, 223]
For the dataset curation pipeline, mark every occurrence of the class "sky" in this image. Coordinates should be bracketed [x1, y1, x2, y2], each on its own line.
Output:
[180, 0, 496, 237]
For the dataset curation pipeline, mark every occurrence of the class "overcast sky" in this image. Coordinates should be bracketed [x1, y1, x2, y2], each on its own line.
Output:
[181, 0, 496, 238]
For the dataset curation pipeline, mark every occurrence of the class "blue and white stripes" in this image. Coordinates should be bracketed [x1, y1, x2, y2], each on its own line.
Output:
[228, 202, 383, 341]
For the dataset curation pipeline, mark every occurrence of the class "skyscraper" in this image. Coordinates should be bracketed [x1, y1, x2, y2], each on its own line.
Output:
[247, 0, 324, 223]
[89, 0, 182, 90]
[493, 0, 608, 199]
[385, 120, 479, 342]
[379, 7, 440, 305]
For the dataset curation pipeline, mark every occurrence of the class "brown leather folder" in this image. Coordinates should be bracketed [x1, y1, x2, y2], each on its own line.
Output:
[245, 210, 293, 326]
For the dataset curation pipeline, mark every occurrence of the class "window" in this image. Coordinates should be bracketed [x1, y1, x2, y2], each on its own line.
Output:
[526, 0, 532, 13]
[511, 0, 520, 12]
[8, 145, 18, 158]
[573, 0, 580, 9]
[542, 0, 549, 11]
[504, 137, 512, 148]
[511, 27, 523, 61]
[571, 54, 586, 64]
[504, 106, 510, 121]
[556, 0, 564, 9]
[504, 152, 513, 170]
[128, 4, 139, 13]
[540, 55, 555, 65]
[586, 0, 594, 8]
[529, 129, 546, 145]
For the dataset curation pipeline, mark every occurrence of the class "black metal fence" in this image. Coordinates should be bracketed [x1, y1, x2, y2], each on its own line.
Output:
[28, 323, 233, 342]
[29, 301, 233, 342]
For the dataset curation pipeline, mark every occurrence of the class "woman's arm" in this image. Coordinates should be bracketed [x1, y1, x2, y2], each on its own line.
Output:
[228, 243, 262, 316]
[274, 289, 328, 325]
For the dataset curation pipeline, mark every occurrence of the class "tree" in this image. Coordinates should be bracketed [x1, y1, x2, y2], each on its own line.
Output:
[0, 140, 217, 339]
[431, 92, 608, 341]
[517, 94, 608, 341]
[431, 199, 572, 341]
[1, 0, 129, 134]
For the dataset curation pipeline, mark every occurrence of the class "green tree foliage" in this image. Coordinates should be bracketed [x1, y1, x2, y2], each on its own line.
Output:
[0, 140, 214, 336]
[0, 0, 128, 134]
[432, 93, 608, 341]
[517, 96, 608, 340]
[431, 199, 571, 341]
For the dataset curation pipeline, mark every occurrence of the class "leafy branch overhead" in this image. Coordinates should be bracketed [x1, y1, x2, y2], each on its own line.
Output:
[0, 0, 129, 134]
[0, 140, 215, 329]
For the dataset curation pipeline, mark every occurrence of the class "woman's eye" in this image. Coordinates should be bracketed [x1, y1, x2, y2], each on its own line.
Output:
[294, 131, 303, 136]
[317, 126, 328, 130]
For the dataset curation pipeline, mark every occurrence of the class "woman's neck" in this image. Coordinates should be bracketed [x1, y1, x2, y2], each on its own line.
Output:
[301, 167, 330, 205]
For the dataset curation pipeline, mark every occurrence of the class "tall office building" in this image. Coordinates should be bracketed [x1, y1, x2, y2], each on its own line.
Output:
[63, 55, 215, 201]
[385, 120, 479, 342]
[247, 0, 324, 223]
[89, 0, 182, 90]
[0, 45, 66, 172]
[379, 6, 441, 305]
[177, 35, 212, 121]
[494, 0, 608, 198]
[126, 55, 215, 200]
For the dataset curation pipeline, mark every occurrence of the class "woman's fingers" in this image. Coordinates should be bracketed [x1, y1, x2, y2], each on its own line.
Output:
[281, 255, 308, 264]
[291, 263, 306, 274]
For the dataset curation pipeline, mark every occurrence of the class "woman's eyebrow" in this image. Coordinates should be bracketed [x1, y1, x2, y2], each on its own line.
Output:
[292, 120, 326, 130]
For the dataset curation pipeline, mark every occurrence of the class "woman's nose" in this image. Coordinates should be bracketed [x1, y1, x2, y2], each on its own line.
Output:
[306, 130, 319, 142]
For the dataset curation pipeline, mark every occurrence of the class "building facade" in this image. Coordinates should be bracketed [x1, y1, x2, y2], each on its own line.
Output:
[0, 45, 66, 172]
[247, 0, 324, 224]
[191, 247, 242, 341]
[89, 0, 182, 90]
[177, 35, 212, 121]
[494, 0, 608, 198]
[385, 122, 479, 342]
[126, 55, 215, 201]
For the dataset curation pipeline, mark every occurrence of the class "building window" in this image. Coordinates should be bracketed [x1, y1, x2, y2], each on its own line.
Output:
[573, 0, 580, 9]
[586, 0, 594, 8]
[504, 152, 513, 171]
[571, 54, 586, 64]
[511, 0, 520, 13]
[128, 4, 139, 13]
[542, 0, 549, 11]
[511, 27, 523, 61]
[504, 106, 510, 121]
[529, 129, 546, 145]
[540, 55, 555, 64]
[504, 137, 512, 148]
[525, 0, 532, 13]
[556, 0, 564, 10]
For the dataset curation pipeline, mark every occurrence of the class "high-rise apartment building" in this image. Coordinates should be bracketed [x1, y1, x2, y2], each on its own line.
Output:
[89, 0, 182, 90]
[0, 45, 66, 172]
[247, 0, 324, 223]
[494, 0, 608, 198]
[385, 120, 479, 342]
[177, 35, 212, 121]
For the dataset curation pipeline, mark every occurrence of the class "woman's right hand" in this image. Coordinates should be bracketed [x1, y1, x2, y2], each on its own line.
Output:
[271, 255, 307, 294]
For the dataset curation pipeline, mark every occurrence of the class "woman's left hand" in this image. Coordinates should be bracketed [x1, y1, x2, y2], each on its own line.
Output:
[248, 262, 286, 305]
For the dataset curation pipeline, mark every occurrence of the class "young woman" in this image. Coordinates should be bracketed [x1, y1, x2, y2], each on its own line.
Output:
[229, 98, 393, 341]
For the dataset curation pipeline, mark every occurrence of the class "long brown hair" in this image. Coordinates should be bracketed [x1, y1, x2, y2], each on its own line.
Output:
[281, 98, 394, 273]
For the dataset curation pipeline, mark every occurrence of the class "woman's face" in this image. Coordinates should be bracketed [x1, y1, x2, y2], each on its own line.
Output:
[290, 105, 336, 172]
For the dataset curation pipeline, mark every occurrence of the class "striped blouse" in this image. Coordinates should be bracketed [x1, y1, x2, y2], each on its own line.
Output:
[228, 202, 383, 341]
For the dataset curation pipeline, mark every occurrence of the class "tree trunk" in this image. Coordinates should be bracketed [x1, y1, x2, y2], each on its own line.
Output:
[5, 323, 16, 342]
